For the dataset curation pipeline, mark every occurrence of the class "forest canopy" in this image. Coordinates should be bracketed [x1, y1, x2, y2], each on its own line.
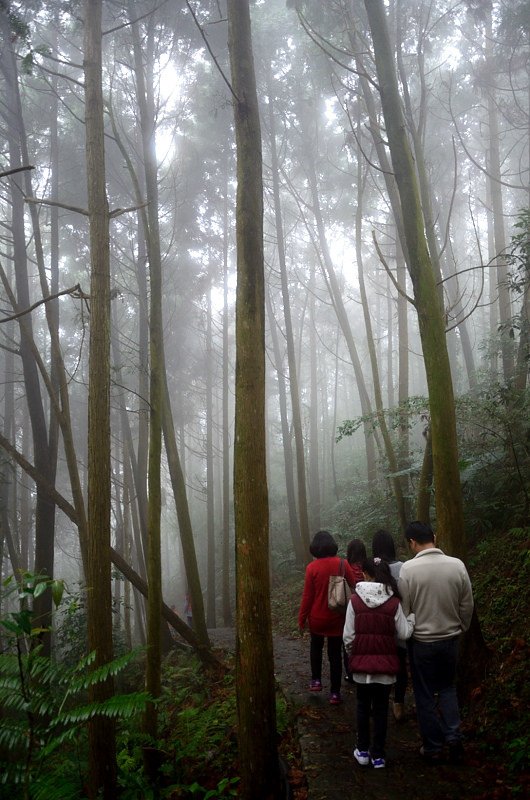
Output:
[0, 0, 528, 797]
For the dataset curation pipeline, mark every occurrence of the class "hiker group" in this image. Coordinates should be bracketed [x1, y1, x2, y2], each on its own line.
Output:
[298, 522, 474, 770]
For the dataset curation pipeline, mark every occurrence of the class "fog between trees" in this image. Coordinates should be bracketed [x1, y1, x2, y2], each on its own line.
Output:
[0, 0, 528, 655]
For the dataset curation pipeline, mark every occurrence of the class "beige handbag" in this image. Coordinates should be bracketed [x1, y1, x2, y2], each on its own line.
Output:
[327, 559, 352, 612]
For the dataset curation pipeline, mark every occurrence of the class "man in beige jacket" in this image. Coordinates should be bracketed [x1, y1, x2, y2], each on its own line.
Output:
[398, 521, 474, 764]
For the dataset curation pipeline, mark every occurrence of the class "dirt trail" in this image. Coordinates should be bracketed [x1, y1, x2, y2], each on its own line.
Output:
[210, 628, 507, 800]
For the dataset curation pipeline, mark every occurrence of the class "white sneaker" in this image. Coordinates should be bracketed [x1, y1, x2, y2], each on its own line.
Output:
[353, 748, 370, 766]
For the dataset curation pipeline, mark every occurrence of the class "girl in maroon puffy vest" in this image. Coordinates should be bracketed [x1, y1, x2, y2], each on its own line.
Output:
[343, 557, 415, 769]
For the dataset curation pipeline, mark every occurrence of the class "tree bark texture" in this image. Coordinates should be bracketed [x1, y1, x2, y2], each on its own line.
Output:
[83, 0, 117, 794]
[364, 0, 467, 559]
[228, 2, 281, 797]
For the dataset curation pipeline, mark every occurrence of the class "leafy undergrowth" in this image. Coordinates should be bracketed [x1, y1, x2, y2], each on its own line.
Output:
[151, 651, 240, 799]
[142, 642, 307, 800]
[464, 525, 530, 796]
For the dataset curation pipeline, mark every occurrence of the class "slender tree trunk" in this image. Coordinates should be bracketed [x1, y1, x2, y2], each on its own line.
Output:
[206, 288, 216, 627]
[485, 10, 513, 384]
[308, 263, 321, 531]
[387, 275, 394, 408]
[0, 6, 56, 652]
[364, 0, 466, 559]
[162, 379, 210, 648]
[355, 123, 408, 533]
[110, 58, 209, 648]
[128, 9, 164, 769]
[266, 290, 304, 562]
[267, 81, 311, 559]
[0, 428, 218, 665]
[228, 2, 281, 796]
[84, 0, 117, 794]
[304, 148, 379, 484]
[222, 177, 233, 625]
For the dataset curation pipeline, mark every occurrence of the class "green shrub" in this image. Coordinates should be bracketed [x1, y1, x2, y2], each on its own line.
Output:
[0, 573, 149, 799]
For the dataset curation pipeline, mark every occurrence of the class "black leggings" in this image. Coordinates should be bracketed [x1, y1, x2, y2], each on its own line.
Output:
[310, 633, 343, 694]
[356, 682, 392, 759]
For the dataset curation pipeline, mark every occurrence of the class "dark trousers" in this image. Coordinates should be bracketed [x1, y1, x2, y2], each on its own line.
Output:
[408, 637, 462, 754]
[394, 645, 408, 703]
[310, 633, 342, 693]
[355, 682, 392, 759]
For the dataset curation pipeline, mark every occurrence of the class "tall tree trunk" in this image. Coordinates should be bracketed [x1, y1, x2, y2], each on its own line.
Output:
[84, 0, 117, 794]
[416, 425, 433, 524]
[109, 58, 209, 648]
[227, 2, 281, 797]
[266, 290, 304, 562]
[395, 7, 477, 391]
[355, 122, 408, 533]
[222, 177, 233, 625]
[364, 0, 466, 559]
[0, 428, 219, 664]
[267, 81, 311, 559]
[162, 379, 211, 648]
[206, 287, 216, 627]
[0, 5, 56, 652]
[386, 275, 394, 408]
[303, 146, 379, 484]
[308, 263, 321, 531]
[485, 9, 513, 384]
[128, 7, 164, 770]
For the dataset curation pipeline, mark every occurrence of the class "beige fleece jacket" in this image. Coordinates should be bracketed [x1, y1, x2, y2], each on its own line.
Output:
[398, 548, 474, 642]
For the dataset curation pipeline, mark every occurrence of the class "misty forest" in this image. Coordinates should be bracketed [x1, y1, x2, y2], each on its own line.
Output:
[0, 0, 528, 798]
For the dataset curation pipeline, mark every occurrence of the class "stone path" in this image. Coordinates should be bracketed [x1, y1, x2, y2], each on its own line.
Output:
[210, 629, 506, 800]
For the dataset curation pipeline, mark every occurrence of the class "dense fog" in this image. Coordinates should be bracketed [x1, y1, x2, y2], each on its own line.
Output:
[0, 0, 528, 638]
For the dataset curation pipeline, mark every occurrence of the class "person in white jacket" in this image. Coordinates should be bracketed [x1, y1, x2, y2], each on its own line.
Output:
[343, 557, 415, 769]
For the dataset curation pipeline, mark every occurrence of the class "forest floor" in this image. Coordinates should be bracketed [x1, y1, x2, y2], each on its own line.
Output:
[210, 627, 522, 800]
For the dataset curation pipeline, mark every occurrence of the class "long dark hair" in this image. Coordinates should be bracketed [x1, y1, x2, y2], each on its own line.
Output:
[372, 529, 397, 562]
[347, 538, 367, 565]
[361, 557, 401, 599]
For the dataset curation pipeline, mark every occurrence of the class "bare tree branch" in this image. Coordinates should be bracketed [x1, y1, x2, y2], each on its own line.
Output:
[104, 0, 170, 36]
[109, 202, 149, 219]
[0, 165, 34, 179]
[297, 9, 379, 90]
[372, 231, 416, 306]
[0, 284, 89, 324]
[25, 196, 89, 216]
[448, 77, 526, 191]
[438, 136, 458, 259]
[185, 0, 239, 103]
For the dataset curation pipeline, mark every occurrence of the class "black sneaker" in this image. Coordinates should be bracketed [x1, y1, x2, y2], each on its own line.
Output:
[448, 741, 465, 764]
[419, 746, 444, 765]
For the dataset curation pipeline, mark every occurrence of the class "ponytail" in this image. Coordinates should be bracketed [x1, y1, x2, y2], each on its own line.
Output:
[361, 556, 400, 600]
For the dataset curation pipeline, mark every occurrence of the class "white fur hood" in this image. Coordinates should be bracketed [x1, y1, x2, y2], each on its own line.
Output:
[354, 581, 394, 609]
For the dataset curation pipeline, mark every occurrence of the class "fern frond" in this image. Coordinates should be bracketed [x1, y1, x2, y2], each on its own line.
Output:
[68, 649, 140, 692]
[50, 690, 150, 728]
[0, 759, 24, 784]
[0, 689, 30, 713]
[37, 724, 84, 758]
[31, 770, 83, 800]
[0, 653, 21, 675]
[0, 721, 28, 750]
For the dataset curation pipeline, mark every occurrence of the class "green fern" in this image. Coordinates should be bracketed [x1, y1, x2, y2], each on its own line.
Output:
[0, 572, 150, 796]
